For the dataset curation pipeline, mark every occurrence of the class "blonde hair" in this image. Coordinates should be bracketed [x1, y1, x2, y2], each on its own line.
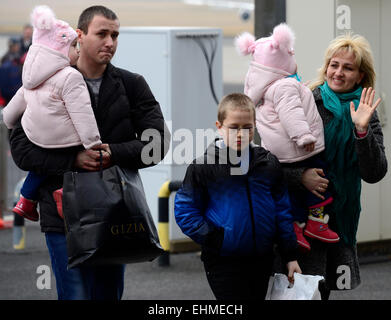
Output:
[217, 93, 255, 123]
[309, 33, 376, 90]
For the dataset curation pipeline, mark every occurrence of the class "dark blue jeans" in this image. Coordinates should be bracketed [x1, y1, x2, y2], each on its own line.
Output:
[283, 152, 333, 222]
[21, 171, 46, 200]
[45, 232, 125, 300]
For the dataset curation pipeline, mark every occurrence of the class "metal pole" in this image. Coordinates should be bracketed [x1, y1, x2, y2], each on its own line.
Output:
[157, 180, 182, 266]
[158, 181, 170, 266]
[253, 0, 286, 147]
[0, 110, 26, 244]
[13, 212, 25, 249]
[12, 178, 26, 249]
[0, 112, 7, 228]
[254, 0, 286, 38]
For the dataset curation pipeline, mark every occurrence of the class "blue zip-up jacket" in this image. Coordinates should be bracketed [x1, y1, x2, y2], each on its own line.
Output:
[174, 140, 298, 261]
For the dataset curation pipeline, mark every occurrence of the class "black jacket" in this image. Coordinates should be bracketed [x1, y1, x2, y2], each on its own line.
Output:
[9, 63, 170, 233]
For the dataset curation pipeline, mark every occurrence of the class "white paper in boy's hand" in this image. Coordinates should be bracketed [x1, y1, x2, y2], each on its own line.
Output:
[269, 272, 324, 300]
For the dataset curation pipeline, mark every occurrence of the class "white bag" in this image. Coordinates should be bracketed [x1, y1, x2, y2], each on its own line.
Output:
[269, 273, 324, 300]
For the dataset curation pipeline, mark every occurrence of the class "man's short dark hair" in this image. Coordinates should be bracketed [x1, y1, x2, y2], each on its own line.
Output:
[77, 5, 118, 34]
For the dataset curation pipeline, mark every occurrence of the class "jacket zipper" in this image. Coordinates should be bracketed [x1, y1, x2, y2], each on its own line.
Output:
[245, 177, 257, 253]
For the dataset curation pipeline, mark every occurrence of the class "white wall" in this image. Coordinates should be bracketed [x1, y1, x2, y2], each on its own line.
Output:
[112, 27, 223, 241]
[286, 0, 335, 83]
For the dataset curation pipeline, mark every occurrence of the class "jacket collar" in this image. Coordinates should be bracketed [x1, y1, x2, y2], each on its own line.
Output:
[312, 86, 323, 103]
[99, 64, 122, 109]
[203, 138, 270, 174]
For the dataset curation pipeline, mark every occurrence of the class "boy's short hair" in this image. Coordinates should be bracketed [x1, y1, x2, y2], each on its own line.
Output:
[77, 5, 118, 34]
[217, 93, 255, 123]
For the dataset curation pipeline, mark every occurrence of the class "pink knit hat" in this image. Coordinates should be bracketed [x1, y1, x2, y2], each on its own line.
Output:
[235, 23, 297, 74]
[31, 5, 77, 58]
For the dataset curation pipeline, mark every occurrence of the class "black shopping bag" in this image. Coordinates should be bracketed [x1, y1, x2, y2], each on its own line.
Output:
[62, 164, 164, 269]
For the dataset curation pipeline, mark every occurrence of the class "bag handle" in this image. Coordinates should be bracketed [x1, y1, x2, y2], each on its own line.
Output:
[99, 150, 103, 178]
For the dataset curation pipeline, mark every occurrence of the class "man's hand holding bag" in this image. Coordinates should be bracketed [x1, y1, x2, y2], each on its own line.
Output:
[61, 152, 164, 269]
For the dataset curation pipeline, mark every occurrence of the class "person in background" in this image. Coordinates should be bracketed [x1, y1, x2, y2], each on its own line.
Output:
[0, 37, 23, 104]
[18, 24, 33, 55]
[0, 24, 32, 106]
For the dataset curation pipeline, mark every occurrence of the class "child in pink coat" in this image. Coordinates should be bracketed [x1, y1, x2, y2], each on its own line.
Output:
[235, 23, 339, 251]
[3, 6, 101, 221]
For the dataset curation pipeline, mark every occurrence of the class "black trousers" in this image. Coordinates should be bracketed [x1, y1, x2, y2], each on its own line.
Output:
[202, 251, 273, 300]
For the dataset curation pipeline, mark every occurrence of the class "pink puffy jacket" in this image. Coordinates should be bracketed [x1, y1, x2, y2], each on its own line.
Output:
[245, 61, 324, 163]
[3, 44, 101, 149]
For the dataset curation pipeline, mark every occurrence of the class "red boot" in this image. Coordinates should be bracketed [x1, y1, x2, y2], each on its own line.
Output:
[304, 215, 340, 243]
[53, 188, 63, 219]
[293, 222, 311, 251]
[13, 196, 39, 221]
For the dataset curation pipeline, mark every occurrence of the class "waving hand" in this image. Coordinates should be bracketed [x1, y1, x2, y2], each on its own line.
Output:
[350, 87, 381, 133]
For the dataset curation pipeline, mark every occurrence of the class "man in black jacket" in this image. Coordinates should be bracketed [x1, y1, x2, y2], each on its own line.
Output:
[9, 5, 170, 300]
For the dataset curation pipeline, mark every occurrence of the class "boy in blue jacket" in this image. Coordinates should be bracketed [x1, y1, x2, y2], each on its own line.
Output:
[174, 93, 301, 300]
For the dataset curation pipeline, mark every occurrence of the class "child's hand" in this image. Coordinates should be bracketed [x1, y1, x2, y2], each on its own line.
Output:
[304, 142, 315, 152]
[287, 260, 302, 284]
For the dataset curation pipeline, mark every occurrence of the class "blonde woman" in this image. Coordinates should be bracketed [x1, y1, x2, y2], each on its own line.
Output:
[282, 33, 387, 299]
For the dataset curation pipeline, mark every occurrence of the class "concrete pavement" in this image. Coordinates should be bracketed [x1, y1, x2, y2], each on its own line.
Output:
[1, 217, 391, 300]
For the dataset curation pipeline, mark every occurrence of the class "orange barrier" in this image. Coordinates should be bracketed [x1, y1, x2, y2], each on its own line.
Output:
[0, 216, 13, 229]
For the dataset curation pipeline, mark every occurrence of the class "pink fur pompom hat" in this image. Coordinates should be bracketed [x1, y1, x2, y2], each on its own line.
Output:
[31, 5, 77, 57]
[235, 23, 297, 75]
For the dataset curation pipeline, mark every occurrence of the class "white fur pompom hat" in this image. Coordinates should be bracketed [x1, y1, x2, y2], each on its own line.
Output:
[235, 23, 297, 74]
[31, 5, 77, 57]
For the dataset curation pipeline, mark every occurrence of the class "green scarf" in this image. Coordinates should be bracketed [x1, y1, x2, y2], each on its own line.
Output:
[319, 82, 362, 246]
